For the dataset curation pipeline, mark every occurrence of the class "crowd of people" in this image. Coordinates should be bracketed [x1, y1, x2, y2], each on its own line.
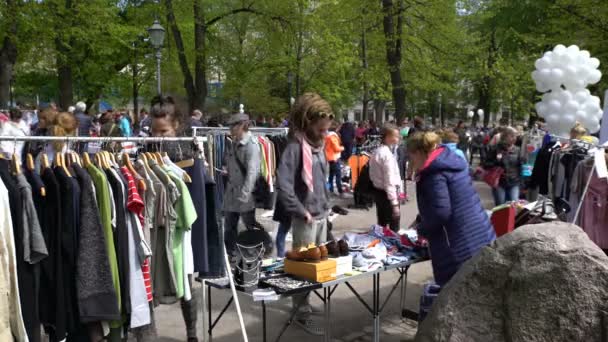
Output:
[2, 95, 597, 338]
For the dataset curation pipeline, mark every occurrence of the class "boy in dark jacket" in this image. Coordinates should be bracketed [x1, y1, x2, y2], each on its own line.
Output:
[276, 93, 332, 336]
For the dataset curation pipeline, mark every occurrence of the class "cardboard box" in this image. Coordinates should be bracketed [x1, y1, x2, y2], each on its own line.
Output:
[284, 259, 337, 283]
[330, 255, 353, 276]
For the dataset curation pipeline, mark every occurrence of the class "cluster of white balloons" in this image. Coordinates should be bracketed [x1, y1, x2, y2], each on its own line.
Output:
[535, 89, 602, 135]
[532, 44, 602, 135]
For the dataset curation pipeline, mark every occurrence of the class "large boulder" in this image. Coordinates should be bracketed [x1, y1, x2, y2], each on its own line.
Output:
[416, 222, 608, 342]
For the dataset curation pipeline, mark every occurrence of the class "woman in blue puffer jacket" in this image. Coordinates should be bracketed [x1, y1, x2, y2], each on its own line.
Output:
[408, 131, 496, 286]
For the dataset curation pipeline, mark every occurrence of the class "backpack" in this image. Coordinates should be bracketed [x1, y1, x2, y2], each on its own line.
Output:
[234, 151, 273, 210]
[353, 163, 375, 208]
[354, 162, 376, 195]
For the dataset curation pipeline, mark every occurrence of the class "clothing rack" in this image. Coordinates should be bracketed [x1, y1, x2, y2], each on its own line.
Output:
[192, 126, 288, 137]
[0, 135, 196, 142]
[0, 133, 249, 342]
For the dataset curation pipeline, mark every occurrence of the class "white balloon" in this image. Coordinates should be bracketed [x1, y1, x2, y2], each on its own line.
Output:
[531, 70, 541, 82]
[588, 123, 601, 134]
[554, 44, 567, 55]
[589, 57, 601, 69]
[535, 57, 552, 70]
[477, 109, 484, 116]
[582, 101, 599, 115]
[551, 68, 564, 83]
[574, 90, 588, 103]
[588, 69, 602, 84]
[589, 95, 601, 106]
[536, 82, 551, 93]
[535, 102, 548, 116]
[546, 113, 560, 125]
[580, 50, 591, 60]
[562, 114, 576, 128]
[567, 45, 580, 54]
[576, 66, 590, 81]
[537, 68, 552, 83]
[467, 110, 474, 118]
[548, 99, 562, 112]
[564, 100, 580, 113]
[559, 89, 574, 102]
[564, 65, 578, 79]
[586, 116, 600, 127]
[563, 51, 577, 65]
[576, 110, 587, 121]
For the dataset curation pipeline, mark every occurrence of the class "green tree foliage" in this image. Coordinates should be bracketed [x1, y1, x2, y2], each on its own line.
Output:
[3, 0, 608, 125]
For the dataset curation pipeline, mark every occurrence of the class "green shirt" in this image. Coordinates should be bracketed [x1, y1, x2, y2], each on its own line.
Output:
[163, 167, 197, 299]
[86, 164, 122, 323]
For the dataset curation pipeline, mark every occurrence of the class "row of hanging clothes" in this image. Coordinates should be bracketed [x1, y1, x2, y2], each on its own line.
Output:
[0, 135, 224, 342]
[192, 127, 289, 211]
[529, 135, 608, 250]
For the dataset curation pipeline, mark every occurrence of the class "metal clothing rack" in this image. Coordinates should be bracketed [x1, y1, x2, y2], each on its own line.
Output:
[192, 126, 288, 137]
[0, 132, 249, 342]
[0, 135, 196, 142]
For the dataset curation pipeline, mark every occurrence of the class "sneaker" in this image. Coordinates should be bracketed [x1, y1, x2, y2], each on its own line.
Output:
[294, 317, 324, 336]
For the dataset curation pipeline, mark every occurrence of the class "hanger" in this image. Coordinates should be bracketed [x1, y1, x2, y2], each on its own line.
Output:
[11, 153, 21, 175]
[55, 152, 72, 177]
[71, 152, 81, 167]
[82, 152, 91, 167]
[154, 152, 164, 165]
[41, 153, 49, 169]
[122, 152, 147, 191]
[26, 153, 35, 171]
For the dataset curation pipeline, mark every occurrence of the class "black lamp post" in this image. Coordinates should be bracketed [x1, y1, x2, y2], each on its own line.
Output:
[147, 19, 166, 96]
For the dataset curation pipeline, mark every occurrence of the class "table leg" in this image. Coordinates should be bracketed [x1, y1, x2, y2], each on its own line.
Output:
[400, 266, 409, 318]
[324, 287, 332, 342]
[207, 285, 213, 341]
[201, 280, 208, 342]
[262, 301, 267, 342]
[373, 274, 380, 342]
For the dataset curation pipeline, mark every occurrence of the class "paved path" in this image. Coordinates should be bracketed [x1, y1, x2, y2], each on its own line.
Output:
[154, 181, 494, 341]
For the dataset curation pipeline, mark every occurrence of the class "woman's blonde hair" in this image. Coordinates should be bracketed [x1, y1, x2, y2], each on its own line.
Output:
[570, 123, 587, 138]
[407, 131, 441, 154]
[51, 112, 78, 151]
[441, 130, 459, 144]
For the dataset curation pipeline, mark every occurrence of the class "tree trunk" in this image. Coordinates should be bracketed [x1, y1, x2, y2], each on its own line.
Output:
[56, 0, 74, 110]
[166, 0, 196, 109]
[429, 93, 437, 126]
[374, 99, 386, 124]
[56, 38, 73, 111]
[478, 29, 497, 128]
[133, 61, 139, 123]
[382, 0, 406, 122]
[361, 19, 370, 121]
[0, 38, 16, 109]
[193, 0, 208, 111]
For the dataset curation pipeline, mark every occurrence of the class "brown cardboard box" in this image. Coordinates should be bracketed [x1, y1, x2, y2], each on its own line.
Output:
[284, 259, 337, 282]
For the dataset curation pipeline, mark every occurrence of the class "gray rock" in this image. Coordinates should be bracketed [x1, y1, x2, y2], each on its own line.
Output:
[416, 222, 608, 342]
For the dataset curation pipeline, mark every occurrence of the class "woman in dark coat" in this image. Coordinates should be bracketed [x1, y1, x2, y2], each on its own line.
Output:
[408, 131, 496, 286]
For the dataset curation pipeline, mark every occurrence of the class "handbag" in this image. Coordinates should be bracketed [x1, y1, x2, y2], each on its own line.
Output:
[483, 167, 504, 188]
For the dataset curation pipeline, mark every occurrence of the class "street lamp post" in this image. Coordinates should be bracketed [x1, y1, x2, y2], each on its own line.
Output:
[287, 71, 294, 108]
[147, 20, 166, 96]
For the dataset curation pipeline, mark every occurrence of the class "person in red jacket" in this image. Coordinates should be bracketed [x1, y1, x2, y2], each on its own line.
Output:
[325, 120, 345, 196]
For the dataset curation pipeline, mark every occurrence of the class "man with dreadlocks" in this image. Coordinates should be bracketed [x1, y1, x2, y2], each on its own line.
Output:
[276, 93, 333, 335]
